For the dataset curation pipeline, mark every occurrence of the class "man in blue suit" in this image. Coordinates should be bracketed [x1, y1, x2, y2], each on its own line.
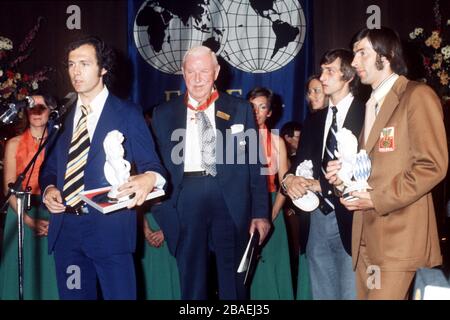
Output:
[151, 46, 271, 300]
[40, 36, 166, 300]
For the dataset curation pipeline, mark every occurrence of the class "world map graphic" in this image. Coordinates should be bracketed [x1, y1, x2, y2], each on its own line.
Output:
[134, 0, 306, 74]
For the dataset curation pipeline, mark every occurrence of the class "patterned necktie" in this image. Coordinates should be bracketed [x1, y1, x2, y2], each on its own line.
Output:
[63, 105, 91, 209]
[322, 106, 338, 174]
[363, 96, 378, 145]
[196, 111, 217, 176]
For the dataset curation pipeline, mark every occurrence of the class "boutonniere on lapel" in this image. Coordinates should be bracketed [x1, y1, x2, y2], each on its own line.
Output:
[216, 110, 230, 121]
[378, 126, 395, 152]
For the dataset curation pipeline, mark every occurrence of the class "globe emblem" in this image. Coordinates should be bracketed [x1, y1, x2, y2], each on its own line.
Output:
[133, 0, 228, 75]
[221, 0, 306, 73]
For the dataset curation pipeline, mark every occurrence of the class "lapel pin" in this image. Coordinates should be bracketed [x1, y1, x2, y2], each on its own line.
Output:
[216, 110, 230, 121]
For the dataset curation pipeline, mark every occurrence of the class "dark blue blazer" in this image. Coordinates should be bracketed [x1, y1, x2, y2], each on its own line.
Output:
[289, 98, 365, 254]
[151, 93, 270, 255]
[40, 93, 165, 255]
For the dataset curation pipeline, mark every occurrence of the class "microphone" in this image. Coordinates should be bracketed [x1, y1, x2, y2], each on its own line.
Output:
[0, 96, 35, 124]
[49, 92, 78, 120]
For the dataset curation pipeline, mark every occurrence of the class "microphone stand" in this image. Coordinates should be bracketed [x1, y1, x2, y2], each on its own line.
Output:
[0, 109, 67, 300]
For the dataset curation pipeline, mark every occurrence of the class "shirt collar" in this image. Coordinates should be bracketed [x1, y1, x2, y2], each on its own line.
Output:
[187, 88, 215, 109]
[187, 94, 200, 109]
[372, 73, 399, 103]
[76, 86, 109, 114]
[328, 92, 353, 111]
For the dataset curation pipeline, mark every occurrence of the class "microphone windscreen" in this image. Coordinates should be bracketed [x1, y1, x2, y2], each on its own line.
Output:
[61, 92, 77, 106]
[63, 92, 78, 105]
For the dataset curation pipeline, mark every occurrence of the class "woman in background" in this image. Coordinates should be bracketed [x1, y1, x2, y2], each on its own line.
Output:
[247, 87, 293, 300]
[293, 74, 329, 300]
[0, 95, 59, 299]
[306, 75, 328, 112]
[137, 111, 181, 300]
[138, 211, 181, 300]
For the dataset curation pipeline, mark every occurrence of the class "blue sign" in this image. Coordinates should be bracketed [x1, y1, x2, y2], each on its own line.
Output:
[127, 0, 314, 127]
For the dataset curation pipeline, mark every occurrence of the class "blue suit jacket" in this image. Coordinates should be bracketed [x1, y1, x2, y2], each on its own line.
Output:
[151, 93, 269, 255]
[40, 93, 165, 255]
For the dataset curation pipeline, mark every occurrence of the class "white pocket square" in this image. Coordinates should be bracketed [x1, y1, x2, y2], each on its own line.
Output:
[231, 124, 244, 134]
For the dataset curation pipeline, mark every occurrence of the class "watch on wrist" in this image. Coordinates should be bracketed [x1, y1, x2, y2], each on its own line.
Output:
[334, 182, 345, 197]
[281, 174, 294, 193]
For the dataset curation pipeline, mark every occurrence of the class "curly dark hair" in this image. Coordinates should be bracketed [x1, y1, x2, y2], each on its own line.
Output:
[65, 36, 116, 87]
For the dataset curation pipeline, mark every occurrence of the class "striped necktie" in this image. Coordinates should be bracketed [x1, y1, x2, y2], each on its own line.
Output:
[322, 106, 338, 174]
[196, 111, 217, 176]
[63, 105, 91, 209]
[319, 106, 337, 214]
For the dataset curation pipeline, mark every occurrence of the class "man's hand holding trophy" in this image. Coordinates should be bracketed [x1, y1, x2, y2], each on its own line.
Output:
[331, 128, 372, 202]
[291, 160, 320, 212]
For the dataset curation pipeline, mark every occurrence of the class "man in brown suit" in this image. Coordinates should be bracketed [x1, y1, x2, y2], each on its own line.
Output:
[326, 27, 448, 299]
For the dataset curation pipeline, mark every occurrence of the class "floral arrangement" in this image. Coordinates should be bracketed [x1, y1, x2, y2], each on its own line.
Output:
[409, 0, 450, 100]
[0, 17, 51, 104]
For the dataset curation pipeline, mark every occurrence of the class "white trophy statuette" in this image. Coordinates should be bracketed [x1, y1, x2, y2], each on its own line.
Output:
[292, 160, 320, 212]
[334, 128, 358, 186]
[103, 130, 131, 202]
[345, 150, 372, 193]
[334, 128, 372, 201]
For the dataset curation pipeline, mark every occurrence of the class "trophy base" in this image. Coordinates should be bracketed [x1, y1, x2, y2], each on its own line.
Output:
[342, 192, 359, 202]
[292, 190, 320, 212]
[342, 182, 372, 202]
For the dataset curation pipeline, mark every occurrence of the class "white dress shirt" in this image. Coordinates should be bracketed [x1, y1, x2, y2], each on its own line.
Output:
[73, 86, 108, 138]
[322, 93, 354, 159]
[372, 73, 399, 115]
[184, 94, 217, 172]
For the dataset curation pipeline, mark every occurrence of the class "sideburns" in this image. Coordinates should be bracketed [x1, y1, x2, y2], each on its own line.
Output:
[375, 54, 384, 71]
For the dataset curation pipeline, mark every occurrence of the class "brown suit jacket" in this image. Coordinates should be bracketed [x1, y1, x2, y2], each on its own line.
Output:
[352, 75, 448, 272]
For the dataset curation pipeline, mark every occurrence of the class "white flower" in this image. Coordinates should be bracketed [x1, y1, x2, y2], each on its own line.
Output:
[0, 69, 3, 77]
[442, 46, 450, 60]
[0, 36, 13, 50]
[415, 28, 423, 36]
[409, 32, 416, 40]
[447, 19, 450, 26]
[32, 81, 38, 90]
[295, 160, 314, 179]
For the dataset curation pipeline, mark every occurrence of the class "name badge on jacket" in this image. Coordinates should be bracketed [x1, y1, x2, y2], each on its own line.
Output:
[379, 126, 395, 152]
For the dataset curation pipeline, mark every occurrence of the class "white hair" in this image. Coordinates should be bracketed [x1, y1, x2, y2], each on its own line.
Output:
[182, 46, 218, 68]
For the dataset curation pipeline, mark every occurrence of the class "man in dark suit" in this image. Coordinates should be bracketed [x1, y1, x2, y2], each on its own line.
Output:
[282, 49, 365, 299]
[151, 46, 271, 300]
[40, 36, 166, 299]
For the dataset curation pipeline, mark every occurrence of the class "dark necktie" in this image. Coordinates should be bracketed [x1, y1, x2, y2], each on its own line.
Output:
[322, 106, 338, 174]
[318, 106, 337, 215]
[63, 105, 91, 209]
